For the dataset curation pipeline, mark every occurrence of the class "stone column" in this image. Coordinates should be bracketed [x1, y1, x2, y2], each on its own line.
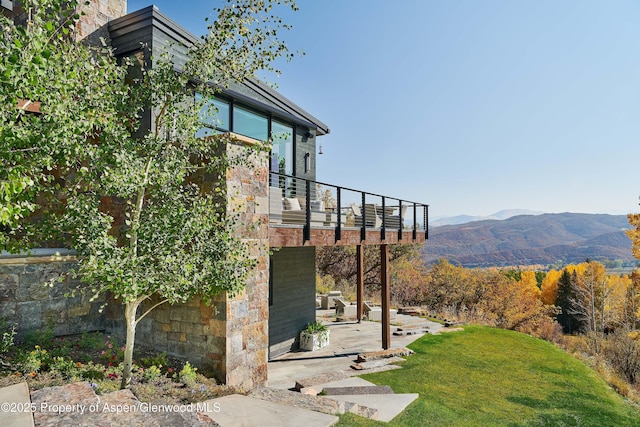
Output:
[203, 139, 270, 389]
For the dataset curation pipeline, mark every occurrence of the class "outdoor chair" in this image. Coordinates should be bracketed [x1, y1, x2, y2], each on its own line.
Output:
[281, 196, 325, 226]
[335, 298, 357, 318]
[350, 203, 382, 228]
[363, 301, 397, 322]
[383, 205, 407, 229]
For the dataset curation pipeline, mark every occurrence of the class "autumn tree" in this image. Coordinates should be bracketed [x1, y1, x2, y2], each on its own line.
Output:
[518, 270, 542, 300]
[626, 213, 640, 329]
[623, 271, 640, 330]
[390, 249, 429, 306]
[3, 0, 299, 388]
[541, 268, 563, 305]
[476, 270, 552, 333]
[316, 244, 419, 297]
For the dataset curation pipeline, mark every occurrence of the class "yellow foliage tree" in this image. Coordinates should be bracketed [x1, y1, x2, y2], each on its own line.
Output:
[518, 270, 541, 300]
[541, 269, 562, 305]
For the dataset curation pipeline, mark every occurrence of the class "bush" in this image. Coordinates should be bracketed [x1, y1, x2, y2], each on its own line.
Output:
[528, 318, 565, 345]
[605, 332, 640, 385]
[49, 356, 81, 380]
[21, 328, 54, 349]
[18, 346, 49, 374]
[178, 362, 197, 387]
[0, 320, 16, 354]
[140, 352, 168, 368]
[141, 365, 163, 383]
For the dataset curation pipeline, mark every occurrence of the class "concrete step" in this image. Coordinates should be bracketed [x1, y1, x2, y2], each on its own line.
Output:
[200, 394, 339, 427]
[350, 356, 406, 370]
[0, 382, 34, 427]
[250, 386, 345, 415]
[313, 377, 417, 422]
[324, 393, 419, 423]
[322, 385, 394, 396]
[355, 347, 414, 362]
[294, 371, 351, 392]
[393, 326, 430, 336]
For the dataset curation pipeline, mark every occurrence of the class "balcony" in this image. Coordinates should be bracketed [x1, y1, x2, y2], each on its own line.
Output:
[268, 173, 428, 247]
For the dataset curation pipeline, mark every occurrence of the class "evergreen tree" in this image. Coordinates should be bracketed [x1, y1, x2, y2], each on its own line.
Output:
[556, 269, 581, 333]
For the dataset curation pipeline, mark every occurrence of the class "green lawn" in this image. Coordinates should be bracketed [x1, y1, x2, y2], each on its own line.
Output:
[336, 325, 640, 427]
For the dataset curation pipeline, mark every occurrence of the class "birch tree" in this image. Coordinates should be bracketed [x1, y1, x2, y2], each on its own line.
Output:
[2, 0, 299, 388]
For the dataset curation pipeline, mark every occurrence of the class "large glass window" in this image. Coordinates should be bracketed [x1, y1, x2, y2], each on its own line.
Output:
[271, 121, 293, 175]
[195, 93, 230, 137]
[233, 106, 268, 141]
[270, 120, 294, 192]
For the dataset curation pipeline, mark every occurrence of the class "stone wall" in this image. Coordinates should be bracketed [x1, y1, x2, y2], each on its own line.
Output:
[214, 140, 270, 388]
[76, 0, 127, 44]
[9, 0, 126, 45]
[0, 256, 106, 337]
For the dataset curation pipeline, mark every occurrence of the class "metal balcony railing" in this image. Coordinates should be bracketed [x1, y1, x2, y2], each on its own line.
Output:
[269, 172, 429, 243]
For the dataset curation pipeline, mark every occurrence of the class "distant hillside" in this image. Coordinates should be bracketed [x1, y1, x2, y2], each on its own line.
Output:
[430, 209, 544, 227]
[424, 213, 634, 268]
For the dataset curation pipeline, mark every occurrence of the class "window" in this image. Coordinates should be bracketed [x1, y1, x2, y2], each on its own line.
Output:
[270, 121, 294, 191]
[233, 106, 268, 141]
[271, 120, 293, 175]
[195, 93, 229, 137]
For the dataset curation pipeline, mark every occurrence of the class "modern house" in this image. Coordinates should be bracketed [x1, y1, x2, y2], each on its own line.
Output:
[0, 0, 428, 389]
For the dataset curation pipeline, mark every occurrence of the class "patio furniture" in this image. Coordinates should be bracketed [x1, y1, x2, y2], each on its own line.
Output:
[335, 298, 357, 318]
[363, 301, 397, 322]
[383, 205, 407, 229]
[320, 291, 343, 309]
[281, 196, 325, 226]
[350, 204, 382, 228]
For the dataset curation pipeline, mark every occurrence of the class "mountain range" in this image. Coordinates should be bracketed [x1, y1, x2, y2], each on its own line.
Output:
[430, 209, 544, 227]
[424, 212, 635, 268]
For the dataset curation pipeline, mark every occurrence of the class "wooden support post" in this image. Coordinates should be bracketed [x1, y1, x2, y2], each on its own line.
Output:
[356, 244, 364, 323]
[381, 244, 390, 349]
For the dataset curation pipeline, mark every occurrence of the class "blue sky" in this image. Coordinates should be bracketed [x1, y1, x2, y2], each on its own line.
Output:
[127, 0, 640, 218]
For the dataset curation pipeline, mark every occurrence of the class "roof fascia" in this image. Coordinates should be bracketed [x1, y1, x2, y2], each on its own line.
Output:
[110, 6, 329, 135]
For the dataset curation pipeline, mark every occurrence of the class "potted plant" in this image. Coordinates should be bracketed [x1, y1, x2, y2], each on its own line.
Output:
[299, 321, 330, 351]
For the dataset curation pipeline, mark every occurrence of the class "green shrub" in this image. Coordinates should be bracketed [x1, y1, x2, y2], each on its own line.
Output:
[304, 321, 328, 334]
[0, 320, 16, 354]
[78, 332, 105, 350]
[178, 362, 197, 387]
[18, 346, 49, 374]
[21, 328, 54, 349]
[49, 356, 81, 380]
[141, 365, 163, 383]
[140, 352, 168, 368]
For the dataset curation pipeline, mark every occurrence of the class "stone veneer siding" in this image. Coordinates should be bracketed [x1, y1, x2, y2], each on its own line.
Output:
[0, 257, 106, 338]
[76, 0, 127, 44]
[217, 141, 270, 388]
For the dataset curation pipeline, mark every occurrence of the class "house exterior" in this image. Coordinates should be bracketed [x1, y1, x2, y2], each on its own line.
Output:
[1, 0, 427, 389]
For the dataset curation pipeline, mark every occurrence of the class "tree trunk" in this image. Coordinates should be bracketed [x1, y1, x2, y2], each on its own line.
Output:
[120, 301, 139, 389]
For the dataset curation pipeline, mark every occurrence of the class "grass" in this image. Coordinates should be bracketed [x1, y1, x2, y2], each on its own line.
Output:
[336, 325, 640, 427]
